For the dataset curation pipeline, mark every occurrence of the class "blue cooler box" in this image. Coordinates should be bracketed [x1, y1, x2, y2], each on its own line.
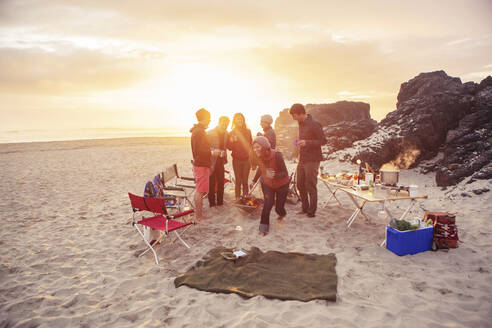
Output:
[386, 226, 433, 256]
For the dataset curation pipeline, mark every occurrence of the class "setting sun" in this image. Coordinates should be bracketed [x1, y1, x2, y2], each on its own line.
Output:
[0, 0, 491, 142]
[146, 63, 283, 129]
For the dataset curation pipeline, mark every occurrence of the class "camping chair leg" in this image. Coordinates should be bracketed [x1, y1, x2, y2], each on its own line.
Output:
[134, 224, 159, 264]
[184, 195, 195, 209]
[290, 183, 300, 203]
[139, 245, 152, 257]
[173, 231, 190, 248]
[170, 223, 193, 243]
[292, 170, 301, 202]
[138, 233, 164, 257]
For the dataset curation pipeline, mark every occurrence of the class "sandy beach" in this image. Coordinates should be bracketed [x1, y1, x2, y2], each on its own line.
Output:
[1, 137, 491, 328]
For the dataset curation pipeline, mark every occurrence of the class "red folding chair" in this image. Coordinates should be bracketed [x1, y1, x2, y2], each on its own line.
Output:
[224, 169, 234, 188]
[128, 193, 195, 264]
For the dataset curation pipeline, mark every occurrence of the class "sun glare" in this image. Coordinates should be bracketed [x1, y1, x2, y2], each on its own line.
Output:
[146, 63, 284, 132]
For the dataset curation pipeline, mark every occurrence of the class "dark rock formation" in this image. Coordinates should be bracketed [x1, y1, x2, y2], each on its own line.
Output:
[380, 71, 474, 163]
[328, 70, 492, 187]
[472, 188, 490, 195]
[435, 84, 492, 186]
[323, 119, 377, 155]
[307, 101, 372, 125]
[274, 101, 377, 159]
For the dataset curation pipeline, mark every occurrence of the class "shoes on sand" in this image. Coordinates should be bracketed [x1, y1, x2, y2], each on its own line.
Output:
[296, 209, 315, 217]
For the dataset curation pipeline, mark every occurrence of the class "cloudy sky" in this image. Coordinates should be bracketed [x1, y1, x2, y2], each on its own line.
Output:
[1, 0, 491, 137]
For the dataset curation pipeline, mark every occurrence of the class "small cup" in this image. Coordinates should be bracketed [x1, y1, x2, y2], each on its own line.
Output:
[409, 185, 418, 197]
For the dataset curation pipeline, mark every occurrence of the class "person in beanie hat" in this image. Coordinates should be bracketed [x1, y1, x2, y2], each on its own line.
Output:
[190, 108, 219, 220]
[251, 136, 289, 236]
[259, 114, 276, 149]
[253, 135, 270, 149]
[289, 103, 326, 217]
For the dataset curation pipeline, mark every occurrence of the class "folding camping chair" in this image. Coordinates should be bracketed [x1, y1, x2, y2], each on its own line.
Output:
[207, 168, 235, 200]
[168, 163, 234, 201]
[129, 192, 195, 264]
[286, 171, 301, 204]
[161, 165, 196, 209]
[172, 164, 196, 189]
[224, 169, 235, 187]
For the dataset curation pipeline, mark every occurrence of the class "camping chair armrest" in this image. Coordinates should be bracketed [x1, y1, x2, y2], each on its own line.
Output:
[179, 176, 195, 181]
[163, 186, 185, 191]
[167, 209, 194, 219]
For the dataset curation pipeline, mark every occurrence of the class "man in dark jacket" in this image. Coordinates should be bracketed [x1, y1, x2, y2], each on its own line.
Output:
[289, 103, 327, 217]
[190, 108, 219, 220]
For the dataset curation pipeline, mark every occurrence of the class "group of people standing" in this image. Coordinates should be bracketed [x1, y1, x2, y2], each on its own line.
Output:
[190, 104, 326, 236]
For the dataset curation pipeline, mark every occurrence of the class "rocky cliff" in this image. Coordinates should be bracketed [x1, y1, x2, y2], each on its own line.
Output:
[328, 71, 492, 187]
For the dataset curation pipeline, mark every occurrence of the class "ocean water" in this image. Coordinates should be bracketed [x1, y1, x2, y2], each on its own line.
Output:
[0, 128, 187, 144]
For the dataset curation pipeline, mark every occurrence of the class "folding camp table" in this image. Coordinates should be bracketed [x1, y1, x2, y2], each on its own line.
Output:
[319, 178, 428, 232]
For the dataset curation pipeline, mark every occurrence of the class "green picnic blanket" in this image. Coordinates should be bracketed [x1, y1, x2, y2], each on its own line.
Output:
[174, 246, 337, 302]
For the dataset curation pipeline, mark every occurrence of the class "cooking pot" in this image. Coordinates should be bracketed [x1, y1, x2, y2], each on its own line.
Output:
[380, 169, 399, 185]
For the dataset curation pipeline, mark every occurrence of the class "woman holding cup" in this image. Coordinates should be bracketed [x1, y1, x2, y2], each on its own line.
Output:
[250, 136, 290, 236]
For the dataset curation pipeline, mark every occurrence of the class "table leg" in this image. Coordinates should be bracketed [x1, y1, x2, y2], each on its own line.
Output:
[398, 200, 415, 221]
[346, 193, 370, 220]
[384, 206, 394, 222]
[320, 180, 343, 208]
[345, 196, 367, 229]
[380, 200, 416, 247]
[347, 208, 361, 228]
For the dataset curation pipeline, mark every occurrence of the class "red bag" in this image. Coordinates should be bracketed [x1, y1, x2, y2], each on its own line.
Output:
[423, 211, 459, 249]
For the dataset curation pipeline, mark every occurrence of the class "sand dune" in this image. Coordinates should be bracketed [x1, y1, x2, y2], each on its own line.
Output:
[0, 138, 491, 327]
